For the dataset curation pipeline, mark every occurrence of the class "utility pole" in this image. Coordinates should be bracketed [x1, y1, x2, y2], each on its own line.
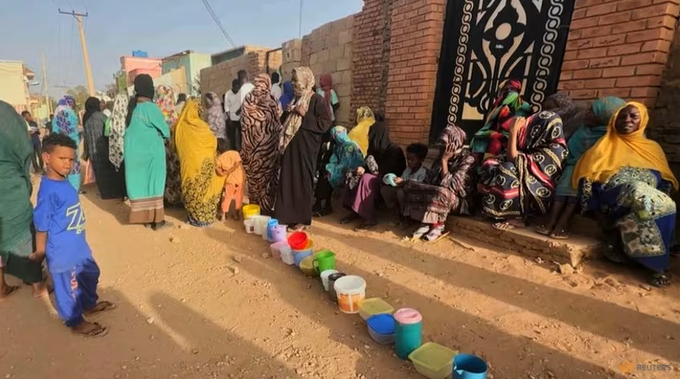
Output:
[59, 9, 95, 96]
[42, 53, 52, 115]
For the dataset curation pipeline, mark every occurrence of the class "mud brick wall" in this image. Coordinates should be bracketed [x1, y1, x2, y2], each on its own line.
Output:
[384, 0, 446, 144]
[201, 48, 281, 99]
[281, 39, 303, 82]
[559, 0, 679, 107]
[651, 23, 680, 163]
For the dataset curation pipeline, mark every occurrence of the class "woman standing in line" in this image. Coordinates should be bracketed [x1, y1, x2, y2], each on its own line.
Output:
[276, 67, 332, 231]
[82, 97, 126, 200]
[240, 74, 283, 214]
[154, 86, 182, 207]
[124, 74, 171, 229]
[108, 93, 129, 174]
[52, 95, 82, 191]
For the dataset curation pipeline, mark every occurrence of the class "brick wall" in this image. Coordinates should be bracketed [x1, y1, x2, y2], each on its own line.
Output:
[559, 0, 679, 107]
[651, 23, 680, 163]
[350, 0, 392, 119]
[384, 0, 446, 144]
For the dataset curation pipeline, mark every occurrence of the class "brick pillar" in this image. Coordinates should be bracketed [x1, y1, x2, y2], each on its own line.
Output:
[559, 0, 678, 107]
[384, 0, 446, 145]
[350, 0, 391, 121]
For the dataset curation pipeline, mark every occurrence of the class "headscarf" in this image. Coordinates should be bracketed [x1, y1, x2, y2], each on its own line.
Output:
[566, 96, 625, 166]
[280, 81, 294, 109]
[155, 85, 177, 126]
[83, 96, 101, 127]
[348, 106, 375, 156]
[126, 74, 155, 127]
[319, 73, 333, 118]
[544, 93, 582, 139]
[367, 120, 406, 176]
[280, 67, 315, 152]
[572, 102, 678, 189]
[471, 79, 532, 156]
[439, 124, 467, 152]
[326, 126, 365, 188]
[204, 91, 226, 140]
[109, 94, 129, 170]
[174, 99, 226, 226]
[0, 101, 34, 251]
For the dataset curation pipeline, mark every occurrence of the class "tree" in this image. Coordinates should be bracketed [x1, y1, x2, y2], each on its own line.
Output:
[65, 85, 89, 111]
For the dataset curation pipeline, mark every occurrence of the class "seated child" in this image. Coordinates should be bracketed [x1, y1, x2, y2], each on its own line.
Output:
[381, 143, 429, 223]
[30, 134, 114, 338]
[215, 139, 245, 221]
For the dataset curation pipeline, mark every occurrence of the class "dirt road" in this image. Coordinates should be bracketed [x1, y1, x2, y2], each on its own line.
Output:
[1, 183, 680, 379]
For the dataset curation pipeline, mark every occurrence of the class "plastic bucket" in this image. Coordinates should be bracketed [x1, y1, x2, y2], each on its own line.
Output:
[242, 204, 261, 219]
[334, 275, 366, 314]
[271, 225, 288, 243]
[251, 216, 265, 235]
[313, 250, 336, 273]
[320, 269, 339, 291]
[259, 216, 272, 240]
[293, 250, 313, 267]
[328, 272, 346, 302]
[243, 219, 255, 234]
[299, 256, 318, 276]
[281, 247, 295, 265]
[288, 232, 309, 250]
[266, 219, 279, 241]
[452, 354, 488, 379]
[270, 241, 289, 260]
[292, 240, 314, 260]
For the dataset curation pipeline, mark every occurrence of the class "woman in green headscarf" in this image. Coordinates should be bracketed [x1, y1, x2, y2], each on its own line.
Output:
[536, 96, 626, 239]
[0, 101, 47, 299]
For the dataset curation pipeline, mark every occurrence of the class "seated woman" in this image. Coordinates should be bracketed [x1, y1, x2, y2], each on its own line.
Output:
[314, 126, 365, 217]
[478, 111, 568, 229]
[403, 125, 476, 241]
[573, 102, 678, 287]
[537, 96, 626, 238]
[341, 113, 406, 230]
[470, 79, 533, 164]
[174, 99, 227, 226]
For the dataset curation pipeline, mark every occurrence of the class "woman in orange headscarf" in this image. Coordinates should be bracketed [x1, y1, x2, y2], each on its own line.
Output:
[573, 102, 678, 287]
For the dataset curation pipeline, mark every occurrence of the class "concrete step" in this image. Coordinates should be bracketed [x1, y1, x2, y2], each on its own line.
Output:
[446, 216, 602, 267]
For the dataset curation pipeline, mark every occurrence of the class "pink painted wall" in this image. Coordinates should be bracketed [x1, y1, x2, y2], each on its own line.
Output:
[120, 56, 162, 85]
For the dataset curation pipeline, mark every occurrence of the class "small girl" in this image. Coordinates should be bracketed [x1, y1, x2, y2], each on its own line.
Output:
[216, 140, 246, 221]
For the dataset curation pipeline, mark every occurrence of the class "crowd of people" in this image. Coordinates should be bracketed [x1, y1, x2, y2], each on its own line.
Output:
[0, 71, 678, 337]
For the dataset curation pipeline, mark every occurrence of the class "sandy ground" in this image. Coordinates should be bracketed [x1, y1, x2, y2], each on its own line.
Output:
[1, 182, 680, 379]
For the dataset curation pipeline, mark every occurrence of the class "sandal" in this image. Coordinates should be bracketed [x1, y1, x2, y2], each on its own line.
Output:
[550, 228, 570, 240]
[650, 272, 671, 288]
[354, 222, 377, 231]
[73, 321, 109, 338]
[403, 224, 431, 242]
[421, 225, 449, 242]
[84, 301, 116, 316]
[535, 224, 552, 236]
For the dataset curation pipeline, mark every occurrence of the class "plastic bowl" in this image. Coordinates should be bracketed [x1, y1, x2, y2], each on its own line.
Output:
[299, 256, 318, 277]
[408, 342, 458, 379]
[367, 314, 396, 345]
[382, 173, 398, 187]
[288, 231, 309, 250]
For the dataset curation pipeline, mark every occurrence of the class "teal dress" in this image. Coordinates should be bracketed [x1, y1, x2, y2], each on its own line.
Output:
[124, 101, 170, 224]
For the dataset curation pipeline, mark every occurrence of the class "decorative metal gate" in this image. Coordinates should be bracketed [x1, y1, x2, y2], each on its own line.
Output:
[430, 0, 575, 141]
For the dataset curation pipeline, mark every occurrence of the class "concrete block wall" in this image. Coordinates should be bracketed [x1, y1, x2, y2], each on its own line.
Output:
[559, 0, 679, 107]
[200, 48, 281, 98]
[281, 39, 303, 82]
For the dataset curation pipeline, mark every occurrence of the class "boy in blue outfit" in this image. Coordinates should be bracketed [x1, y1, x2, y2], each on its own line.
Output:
[30, 134, 114, 337]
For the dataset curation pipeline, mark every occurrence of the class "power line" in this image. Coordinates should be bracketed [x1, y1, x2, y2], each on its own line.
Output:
[200, 0, 237, 48]
[299, 0, 303, 38]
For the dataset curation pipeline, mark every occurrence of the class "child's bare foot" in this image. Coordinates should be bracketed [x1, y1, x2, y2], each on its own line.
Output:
[31, 282, 49, 299]
[72, 321, 108, 338]
[0, 284, 20, 300]
[84, 301, 116, 316]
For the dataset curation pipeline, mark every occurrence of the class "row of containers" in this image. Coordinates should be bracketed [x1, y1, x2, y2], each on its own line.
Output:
[242, 204, 488, 379]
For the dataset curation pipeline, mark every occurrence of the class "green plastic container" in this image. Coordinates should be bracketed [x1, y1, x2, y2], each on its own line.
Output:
[409, 342, 458, 379]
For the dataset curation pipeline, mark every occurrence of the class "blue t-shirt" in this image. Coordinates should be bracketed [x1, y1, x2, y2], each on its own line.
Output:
[34, 177, 92, 272]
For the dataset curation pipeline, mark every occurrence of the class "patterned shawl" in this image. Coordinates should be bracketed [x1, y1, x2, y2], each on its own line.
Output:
[204, 91, 226, 140]
[53, 96, 81, 176]
[155, 85, 177, 126]
[470, 79, 532, 156]
[109, 94, 129, 170]
[544, 93, 583, 139]
[280, 67, 315, 152]
[326, 126, 365, 189]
